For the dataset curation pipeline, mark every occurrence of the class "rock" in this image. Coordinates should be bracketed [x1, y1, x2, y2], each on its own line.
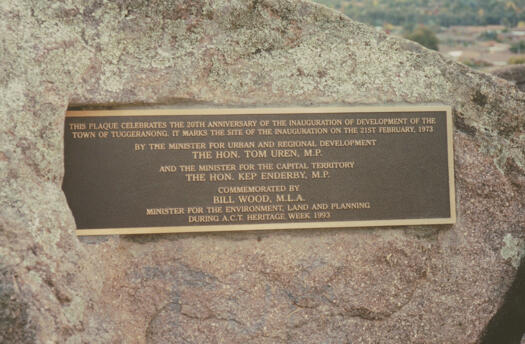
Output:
[480, 256, 525, 343]
[491, 65, 525, 92]
[0, 0, 524, 343]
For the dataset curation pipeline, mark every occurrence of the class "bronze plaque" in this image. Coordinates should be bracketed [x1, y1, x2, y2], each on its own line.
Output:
[63, 106, 455, 236]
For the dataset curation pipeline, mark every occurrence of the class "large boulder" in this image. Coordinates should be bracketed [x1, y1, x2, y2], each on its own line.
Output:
[491, 64, 525, 92]
[0, 0, 523, 343]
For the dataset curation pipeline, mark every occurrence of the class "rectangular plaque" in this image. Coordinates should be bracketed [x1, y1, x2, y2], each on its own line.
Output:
[63, 106, 456, 236]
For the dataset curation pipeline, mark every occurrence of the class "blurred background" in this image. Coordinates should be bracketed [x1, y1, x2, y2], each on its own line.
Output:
[313, 0, 525, 74]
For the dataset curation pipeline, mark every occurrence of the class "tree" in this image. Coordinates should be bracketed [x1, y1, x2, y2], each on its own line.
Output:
[510, 41, 525, 54]
[404, 26, 439, 51]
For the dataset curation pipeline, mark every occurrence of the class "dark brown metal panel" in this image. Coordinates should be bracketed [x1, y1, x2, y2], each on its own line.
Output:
[62, 106, 455, 235]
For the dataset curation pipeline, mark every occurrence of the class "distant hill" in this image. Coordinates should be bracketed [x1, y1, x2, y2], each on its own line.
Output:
[314, 0, 525, 28]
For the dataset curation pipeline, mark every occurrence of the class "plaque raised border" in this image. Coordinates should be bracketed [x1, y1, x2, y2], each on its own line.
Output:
[64, 105, 456, 236]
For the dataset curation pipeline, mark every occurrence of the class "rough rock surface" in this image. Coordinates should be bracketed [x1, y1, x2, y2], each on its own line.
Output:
[0, 0, 524, 343]
[491, 65, 525, 92]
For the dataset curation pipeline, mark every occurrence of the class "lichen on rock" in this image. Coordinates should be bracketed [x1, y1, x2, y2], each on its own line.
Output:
[501, 234, 525, 269]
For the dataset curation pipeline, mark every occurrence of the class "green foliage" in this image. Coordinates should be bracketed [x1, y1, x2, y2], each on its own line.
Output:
[508, 55, 525, 64]
[510, 41, 525, 53]
[404, 26, 439, 50]
[313, 0, 525, 27]
[478, 31, 501, 41]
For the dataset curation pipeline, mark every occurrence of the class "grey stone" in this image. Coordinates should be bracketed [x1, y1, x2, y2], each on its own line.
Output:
[491, 65, 525, 91]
